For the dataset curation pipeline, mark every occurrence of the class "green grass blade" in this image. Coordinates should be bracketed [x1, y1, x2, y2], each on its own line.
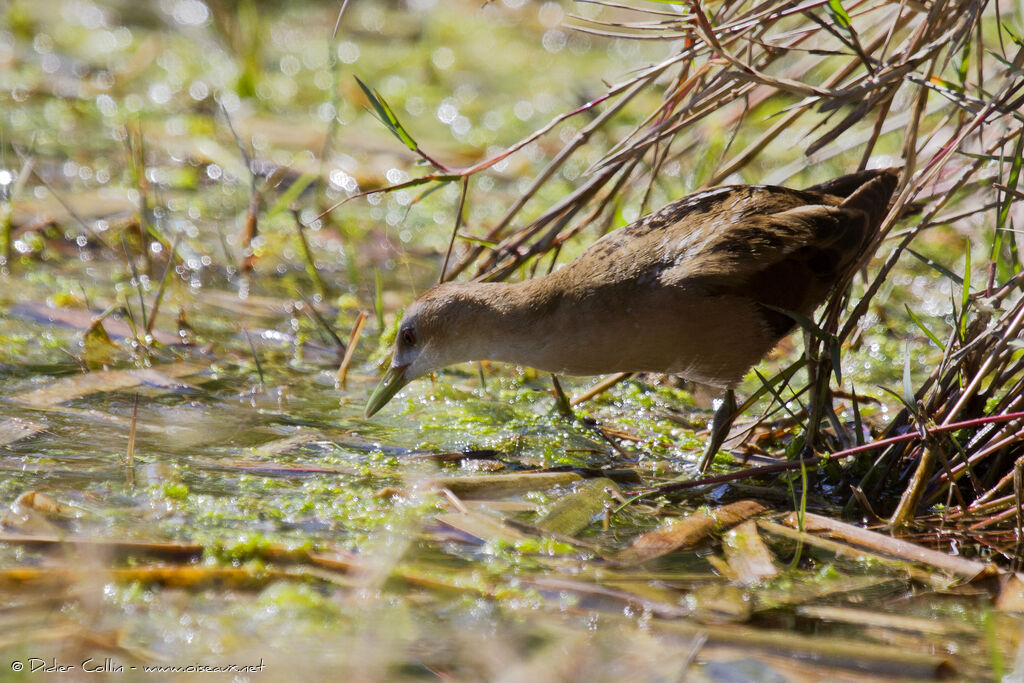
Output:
[957, 41, 971, 87]
[354, 76, 419, 152]
[961, 240, 971, 338]
[906, 248, 963, 286]
[997, 133, 1024, 231]
[905, 304, 946, 350]
[754, 369, 800, 420]
[1002, 22, 1024, 47]
[830, 337, 843, 386]
[988, 49, 1024, 75]
[902, 341, 915, 409]
[824, 0, 872, 68]
[850, 384, 864, 446]
[374, 267, 384, 332]
[738, 358, 806, 413]
[266, 172, 318, 218]
[825, 0, 853, 31]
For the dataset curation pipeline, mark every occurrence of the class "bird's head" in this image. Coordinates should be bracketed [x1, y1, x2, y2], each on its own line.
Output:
[364, 283, 491, 417]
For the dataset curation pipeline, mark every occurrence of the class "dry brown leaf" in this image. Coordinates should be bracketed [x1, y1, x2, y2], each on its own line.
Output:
[722, 520, 778, 585]
[618, 500, 766, 564]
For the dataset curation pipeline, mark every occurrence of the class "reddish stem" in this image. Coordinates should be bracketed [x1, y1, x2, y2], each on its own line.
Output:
[630, 410, 1024, 496]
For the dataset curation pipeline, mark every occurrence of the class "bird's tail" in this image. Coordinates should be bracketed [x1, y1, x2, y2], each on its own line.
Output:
[803, 167, 900, 200]
[828, 169, 900, 277]
[838, 168, 900, 236]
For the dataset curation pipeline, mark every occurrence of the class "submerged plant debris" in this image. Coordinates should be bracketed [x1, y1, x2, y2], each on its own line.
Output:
[1, 0, 1023, 680]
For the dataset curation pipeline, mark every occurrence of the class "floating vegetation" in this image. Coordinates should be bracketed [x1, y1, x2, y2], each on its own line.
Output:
[1, 0, 1023, 678]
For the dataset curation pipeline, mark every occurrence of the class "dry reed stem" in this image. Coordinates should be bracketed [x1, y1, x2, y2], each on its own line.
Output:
[355, 0, 1023, 524]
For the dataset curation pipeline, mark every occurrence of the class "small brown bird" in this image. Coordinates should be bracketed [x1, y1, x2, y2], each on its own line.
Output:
[366, 168, 899, 470]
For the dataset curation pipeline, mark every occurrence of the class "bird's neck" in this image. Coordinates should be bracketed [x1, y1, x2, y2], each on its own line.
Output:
[443, 276, 567, 368]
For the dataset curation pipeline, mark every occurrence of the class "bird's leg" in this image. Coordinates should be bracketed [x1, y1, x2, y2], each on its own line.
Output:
[698, 389, 737, 472]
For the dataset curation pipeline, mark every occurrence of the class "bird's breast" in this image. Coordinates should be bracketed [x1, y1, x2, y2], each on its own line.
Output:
[501, 286, 781, 388]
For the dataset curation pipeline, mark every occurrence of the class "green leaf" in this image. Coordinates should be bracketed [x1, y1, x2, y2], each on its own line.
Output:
[458, 235, 500, 248]
[265, 172, 318, 218]
[878, 385, 916, 414]
[948, 285, 962, 346]
[762, 306, 842, 383]
[902, 341, 915, 409]
[798, 455, 809, 530]
[928, 75, 965, 94]
[354, 76, 419, 152]
[955, 150, 1002, 162]
[987, 49, 1024, 75]
[825, 0, 853, 32]
[1002, 22, 1024, 47]
[830, 336, 843, 386]
[960, 240, 971, 338]
[823, 0, 872, 68]
[957, 41, 971, 87]
[753, 369, 800, 420]
[850, 384, 864, 447]
[907, 248, 963, 286]
[411, 182, 451, 206]
[997, 132, 1024, 232]
[374, 267, 384, 333]
[905, 304, 946, 350]
[736, 359, 806, 416]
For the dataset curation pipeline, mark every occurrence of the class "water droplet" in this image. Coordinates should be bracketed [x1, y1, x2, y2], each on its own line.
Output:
[437, 100, 459, 124]
[542, 29, 566, 53]
[171, 0, 209, 26]
[432, 46, 455, 70]
[513, 100, 534, 121]
[337, 41, 360, 64]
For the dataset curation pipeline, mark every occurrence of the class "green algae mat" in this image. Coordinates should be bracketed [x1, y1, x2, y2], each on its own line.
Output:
[2, 0, 1024, 679]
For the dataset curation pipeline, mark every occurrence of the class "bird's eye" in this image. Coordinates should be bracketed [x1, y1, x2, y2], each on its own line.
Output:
[401, 328, 416, 347]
